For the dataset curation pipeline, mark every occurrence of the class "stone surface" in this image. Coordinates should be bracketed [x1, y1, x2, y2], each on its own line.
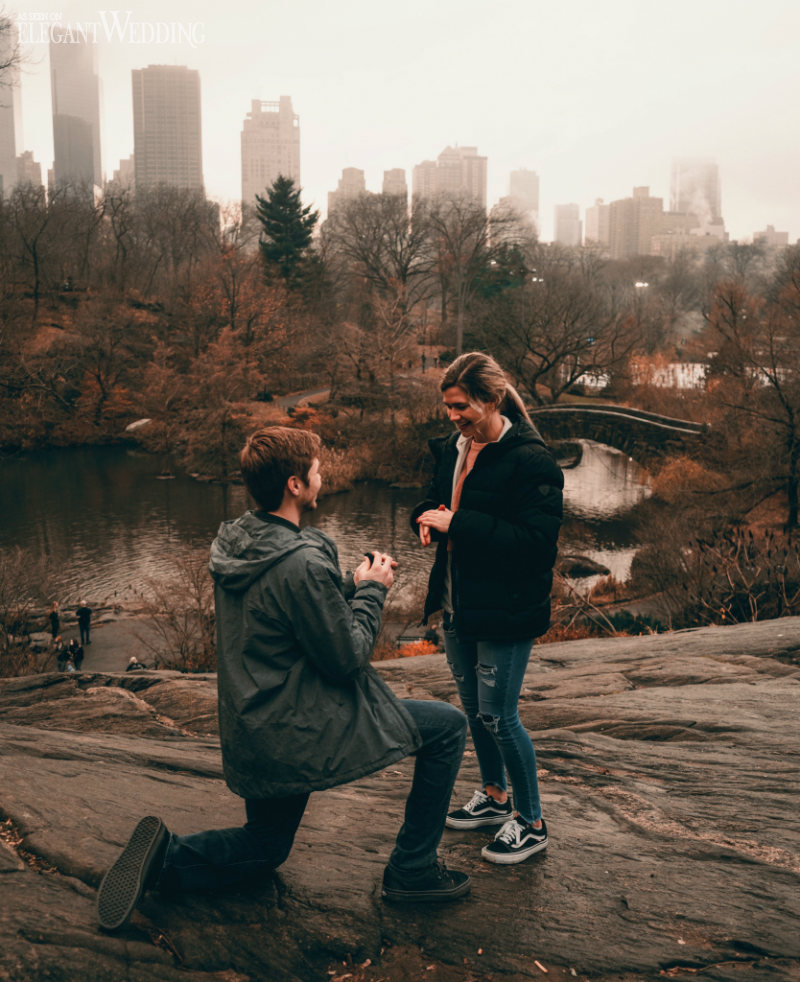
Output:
[1, 619, 800, 981]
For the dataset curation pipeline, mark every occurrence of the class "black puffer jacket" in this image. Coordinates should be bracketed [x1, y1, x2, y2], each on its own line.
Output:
[411, 417, 563, 641]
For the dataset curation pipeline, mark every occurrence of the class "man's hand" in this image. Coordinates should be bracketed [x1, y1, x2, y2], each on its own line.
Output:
[355, 551, 397, 589]
[416, 506, 453, 546]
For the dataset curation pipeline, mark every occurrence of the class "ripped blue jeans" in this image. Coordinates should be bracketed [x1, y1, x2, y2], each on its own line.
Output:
[443, 621, 542, 824]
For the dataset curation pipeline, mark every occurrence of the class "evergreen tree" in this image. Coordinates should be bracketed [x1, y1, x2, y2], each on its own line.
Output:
[255, 176, 319, 290]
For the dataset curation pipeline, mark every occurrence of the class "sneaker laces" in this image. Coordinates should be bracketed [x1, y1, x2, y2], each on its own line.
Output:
[494, 818, 524, 844]
[464, 789, 489, 813]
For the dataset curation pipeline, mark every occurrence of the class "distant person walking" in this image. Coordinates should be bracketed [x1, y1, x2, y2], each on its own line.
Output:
[413, 351, 563, 864]
[49, 602, 60, 640]
[77, 601, 92, 645]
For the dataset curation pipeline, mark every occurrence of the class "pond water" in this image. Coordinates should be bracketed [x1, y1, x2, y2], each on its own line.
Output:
[0, 440, 649, 608]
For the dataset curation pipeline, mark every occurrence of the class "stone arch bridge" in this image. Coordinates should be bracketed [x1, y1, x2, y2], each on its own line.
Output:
[529, 403, 713, 465]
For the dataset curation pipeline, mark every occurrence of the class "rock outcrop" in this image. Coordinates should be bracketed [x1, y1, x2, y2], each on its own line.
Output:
[2, 619, 799, 981]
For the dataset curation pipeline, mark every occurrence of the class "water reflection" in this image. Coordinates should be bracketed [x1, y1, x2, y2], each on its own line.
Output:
[0, 447, 247, 605]
[562, 440, 650, 520]
[0, 440, 650, 605]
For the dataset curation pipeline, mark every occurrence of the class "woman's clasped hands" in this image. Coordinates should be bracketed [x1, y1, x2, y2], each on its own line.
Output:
[416, 505, 453, 547]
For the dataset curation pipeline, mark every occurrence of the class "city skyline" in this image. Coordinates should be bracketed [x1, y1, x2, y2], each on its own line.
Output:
[8, 0, 800, 242]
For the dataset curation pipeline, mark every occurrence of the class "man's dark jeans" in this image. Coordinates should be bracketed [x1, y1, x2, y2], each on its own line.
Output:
[159, 699, 466, 892]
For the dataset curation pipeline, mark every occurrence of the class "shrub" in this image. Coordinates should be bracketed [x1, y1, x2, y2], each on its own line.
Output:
[134, 554, 216, 672]
[676, 527, 800, 626]
[588, 573, 627, 605]
[650, 456, 726, 504]
[319, 443, 375, 494]
[0, 546, 59, 679]
[398, 639, 439, 657]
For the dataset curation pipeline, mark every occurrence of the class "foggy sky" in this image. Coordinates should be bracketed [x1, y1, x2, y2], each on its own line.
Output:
[14, 0, 800, 242]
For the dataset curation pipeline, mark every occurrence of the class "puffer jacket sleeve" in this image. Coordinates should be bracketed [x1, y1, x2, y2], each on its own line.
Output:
[409, 435, 456, 540]
[448, 447, 563, 573]
[283, 558, 388, 683]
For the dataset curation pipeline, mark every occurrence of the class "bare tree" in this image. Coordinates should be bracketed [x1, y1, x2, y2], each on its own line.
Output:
[67, 296, 155, 425]
[182, 327, 265, 479]
[97, 184, 137, 291]
[7, 183, 58, 316]
[134, 554, 215, 673]
[131, 187, 219, 300]
[478, 244, 641, 403]
[323, 192, 434, 315]
[703, 240, 768, 292]
[423, 193, 526, 354]
[0, 9, 20, 83]
[0, 546, 57, 677]
[323, 193, 436, 409]
[705, 253, 800, 527]
[134, 341, 188, 466]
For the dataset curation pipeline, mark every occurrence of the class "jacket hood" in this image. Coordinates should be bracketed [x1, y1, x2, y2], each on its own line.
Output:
[209, 511, 315, 593]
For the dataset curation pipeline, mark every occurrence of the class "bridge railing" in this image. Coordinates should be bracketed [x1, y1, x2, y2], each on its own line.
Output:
[529, 402, 707, 435]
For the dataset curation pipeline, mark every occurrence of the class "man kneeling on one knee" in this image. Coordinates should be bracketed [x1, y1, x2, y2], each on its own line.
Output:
[97, 426, 470, 931]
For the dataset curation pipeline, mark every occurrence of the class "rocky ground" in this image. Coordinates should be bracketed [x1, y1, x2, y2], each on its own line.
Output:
[1, 619, 799, 982]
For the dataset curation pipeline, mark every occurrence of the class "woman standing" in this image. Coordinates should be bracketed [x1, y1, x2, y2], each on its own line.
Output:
[413, 352, 563, 864]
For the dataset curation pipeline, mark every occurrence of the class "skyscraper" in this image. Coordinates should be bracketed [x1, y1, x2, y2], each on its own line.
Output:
[411, 159, 438, 200]
[50, 38, 102, 190]
[753, 224, 789, 249]
[436, 146, 486, 206]
[554, 203, 582, 247]
[16, 151, 42, 188]
[584, 199, 610, 247]
[670, 157, 721, 224]
[132, 65, 203, 192]
[0, 30, 22, 195]
[412, 146, 487, 207]
[509, 168, 539, 220]
[111, 155, 135, 188]
[327, 167, 366, 214]
[608, 186, 663, 259]
[382, 168, 407, 199]
[241, 96, 300, 206]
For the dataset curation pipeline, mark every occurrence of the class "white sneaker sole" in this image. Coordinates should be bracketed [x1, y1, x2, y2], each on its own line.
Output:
[481, 838, 548, 864]
[445, 812, 512, 830]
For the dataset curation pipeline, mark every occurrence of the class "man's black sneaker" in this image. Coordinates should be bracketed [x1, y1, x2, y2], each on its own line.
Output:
[445, 789, 513, 829]
[382, 861, 471, 902]
[481, 817, 548, 864]
[97, 816, 169, 930]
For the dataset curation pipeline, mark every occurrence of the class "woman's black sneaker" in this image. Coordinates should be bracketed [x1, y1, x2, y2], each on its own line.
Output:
[446, 789, 513, 829]
[382, 861, 471, 902]
[97, 816, 169, 930]
[481, 817, 548, 864]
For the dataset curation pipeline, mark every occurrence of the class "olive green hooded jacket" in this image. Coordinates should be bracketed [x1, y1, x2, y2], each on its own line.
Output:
[208, 511, 421, 799]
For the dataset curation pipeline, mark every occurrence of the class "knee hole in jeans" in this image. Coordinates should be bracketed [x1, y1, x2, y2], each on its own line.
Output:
[479, 712, 500, 735]
[477, 662, 497, 687]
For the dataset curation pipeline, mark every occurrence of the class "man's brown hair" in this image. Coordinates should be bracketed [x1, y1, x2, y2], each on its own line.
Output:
[240, 426, 322, 511]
